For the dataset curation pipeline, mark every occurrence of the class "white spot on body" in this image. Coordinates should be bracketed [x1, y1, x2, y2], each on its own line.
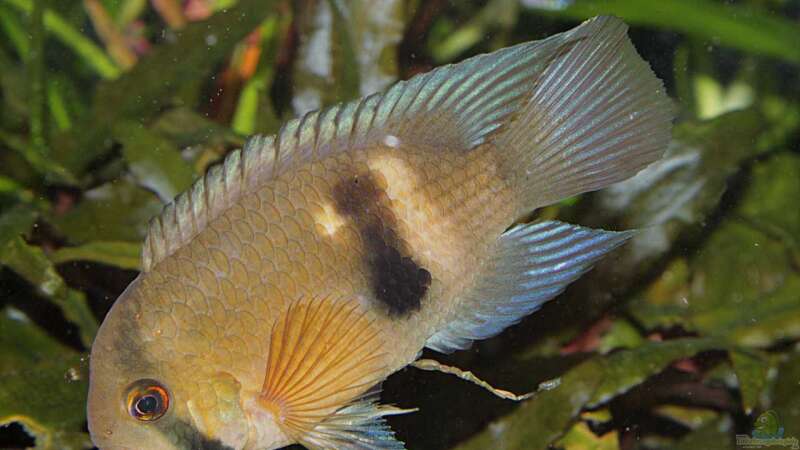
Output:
[315, 202, 346, 236]
[383, 134, 401, 149]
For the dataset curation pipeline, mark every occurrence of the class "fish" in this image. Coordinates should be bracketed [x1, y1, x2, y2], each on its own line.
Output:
[87, 15, 673, 450]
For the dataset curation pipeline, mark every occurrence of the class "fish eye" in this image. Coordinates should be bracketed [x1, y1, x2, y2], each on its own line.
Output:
[126, 379, 169, 422]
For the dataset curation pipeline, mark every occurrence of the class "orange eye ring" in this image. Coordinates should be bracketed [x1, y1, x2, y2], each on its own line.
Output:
[126, 379, 170, 422]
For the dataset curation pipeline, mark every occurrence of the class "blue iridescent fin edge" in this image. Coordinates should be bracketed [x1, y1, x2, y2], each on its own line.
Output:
[426, 220, 633, 354]
[299, 385, 413, 450]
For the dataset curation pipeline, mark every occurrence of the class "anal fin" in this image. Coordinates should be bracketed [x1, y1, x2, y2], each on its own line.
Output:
[427, 220, 633, 353]
[302, 385, 415, 450]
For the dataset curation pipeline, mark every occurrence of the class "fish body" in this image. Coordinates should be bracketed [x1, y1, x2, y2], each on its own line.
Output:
[88, 16, 673, 450]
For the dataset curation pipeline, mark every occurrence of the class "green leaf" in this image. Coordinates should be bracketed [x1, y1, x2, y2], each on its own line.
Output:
[0, 202, 37, 249]
[150, 107, 244, 150]
[555, 422, 619, 450]
[527, 0, 800, 64]
[729, 349, 772, 415]
[0, 4, 30, 58]
[430, 0, 518, 62]
[653, 405, 720, 430]
[588, 338, 723, 407]
[631, 154, 800, 348]
[0, 237, 97, 347]
[673, 417, 735, 450]
[53, 0, 279, 176]
[597, 318, 645, 354]
[0, 308, 90, 450]
[770, 353, 800, 438]
[454, 338, 722, 450]
[50, 179, 162, 245]
[114, 121, 196, 201]
[50, 240, 141, 271]
[4, 0, 121, 79]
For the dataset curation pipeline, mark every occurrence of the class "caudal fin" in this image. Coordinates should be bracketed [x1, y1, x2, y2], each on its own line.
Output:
[495, 16, 673, 211]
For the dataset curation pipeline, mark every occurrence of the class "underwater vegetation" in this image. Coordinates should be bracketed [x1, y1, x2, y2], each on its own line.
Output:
[0, 0, 799, 449]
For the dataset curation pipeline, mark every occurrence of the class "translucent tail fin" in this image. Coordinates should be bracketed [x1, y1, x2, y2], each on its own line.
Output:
[494, 16, 674, 211]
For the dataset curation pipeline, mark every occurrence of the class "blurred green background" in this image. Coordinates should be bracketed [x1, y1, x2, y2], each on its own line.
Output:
[1, 0, 799, 449]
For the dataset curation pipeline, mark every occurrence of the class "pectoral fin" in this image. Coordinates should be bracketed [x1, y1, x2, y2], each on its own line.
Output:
[259, 297, 412, 449]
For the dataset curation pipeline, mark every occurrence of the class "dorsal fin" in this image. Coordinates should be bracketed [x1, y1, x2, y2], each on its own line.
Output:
[142, 28, 582, 271]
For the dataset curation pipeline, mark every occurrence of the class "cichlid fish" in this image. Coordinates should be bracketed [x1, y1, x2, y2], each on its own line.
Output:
[88, 16, 673, 450]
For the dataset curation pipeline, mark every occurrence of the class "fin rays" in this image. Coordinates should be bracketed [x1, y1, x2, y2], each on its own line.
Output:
[259, 298, 390, 441]
[427, 221, 633, 353]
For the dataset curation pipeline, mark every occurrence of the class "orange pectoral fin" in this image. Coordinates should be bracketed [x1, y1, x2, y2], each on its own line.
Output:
[258, 297, 396, 444]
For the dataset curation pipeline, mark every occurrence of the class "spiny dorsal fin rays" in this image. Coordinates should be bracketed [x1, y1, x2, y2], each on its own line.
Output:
[140, 24, 580, 271]
[142, 136, 276, 271]
[259, 297, 393, 443]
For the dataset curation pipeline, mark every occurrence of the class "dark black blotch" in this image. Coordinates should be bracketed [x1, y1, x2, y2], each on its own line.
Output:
[166, 419, 236, 450]
[333, 173, 432, 317]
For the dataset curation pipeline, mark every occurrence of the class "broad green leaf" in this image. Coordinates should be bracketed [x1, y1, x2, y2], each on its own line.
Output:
[527, 0, 800, 64]
[0, 175, 24, 194]
[50, 179, 162, 245]
[114, 121, 196, 201]
[597, 318, 644, 354]
[1, 127, 76, 185]
[673, 417, 735, 450]
[588, 338, 723, 407]
[653, 405, 719, 430]
[50, 240, 141, 271]
[455, 338, 722, 449]
[555, 422, 619, 450]
[0, 308, 90, 450]
[151, 107, 244, 150]
[630, 154, 800, 348]
[0, 202, 36, 249]
[770, 353, 800, 438]
[729, 349, 772, 415]
[0, 237, 97, 347]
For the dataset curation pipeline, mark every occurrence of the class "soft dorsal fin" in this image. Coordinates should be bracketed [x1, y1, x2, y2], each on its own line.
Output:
[141, 26, 583, 271]
[258, 297, 411, 449]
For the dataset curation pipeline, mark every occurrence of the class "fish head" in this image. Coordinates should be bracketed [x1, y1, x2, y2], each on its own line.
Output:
[87, 276, 258, 450]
